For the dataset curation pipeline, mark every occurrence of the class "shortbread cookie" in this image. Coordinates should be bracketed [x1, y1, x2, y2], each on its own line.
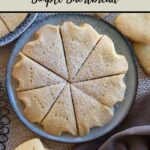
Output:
[12, 22, 128, 137]
[42, 84, 77, 136]
[115, 13, 150, 44]
[75, 35, 128, 81]
[74, 74, 126, 107]
[0, 19, 9, 38]
[15, 138, 45, 150]
[17, 83, 66, 123]
[22, 25, 68, 79]
[133, 43, 150, 75]
[71, 85, 113, 136]
[61, 22, 101, 80]
[12, 53, 65, 91]
[95, 13, 109, 18]
[0, 13, 27, 31]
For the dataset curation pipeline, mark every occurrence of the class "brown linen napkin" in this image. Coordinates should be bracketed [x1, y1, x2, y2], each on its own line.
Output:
[100, 126, 150, 150]
[75, 93, 150, 150]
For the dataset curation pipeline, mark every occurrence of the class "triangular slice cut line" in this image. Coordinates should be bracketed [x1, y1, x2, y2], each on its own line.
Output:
[74, 35, 128, 82]
[73, 74, 126, 107]
[12, 53, 66, 91]
[42, 84, 77, 136]
[22, 25, 68, 80]
[17, 83, 66, 123]
[71, 85, 113, 136]
[0, 13, 28, 31]
[60, 21, 101, 80]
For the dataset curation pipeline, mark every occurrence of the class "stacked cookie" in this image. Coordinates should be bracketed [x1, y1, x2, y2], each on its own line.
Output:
[15, 138, 46, 150]
[115, 13, 150, 75]
[12, 22, 128, 136]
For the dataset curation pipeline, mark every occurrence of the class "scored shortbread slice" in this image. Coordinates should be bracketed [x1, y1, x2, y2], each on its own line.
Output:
[133, 43, 150, 75]
[74, 35, 128, 82]
[0, 13, 27, 31]
[42, 84, 77, 136]
[12, 53, 66, 91]
[115, 13, 150, 44]
[74, 74, 126, 107]
[15, 138, 45, 150]
[22, 25, 68, 80]
[0, 19, 9, 38]
[71, 85, 113, 136]
[61, 21, 101, 80]
[17, 83, 66, 123]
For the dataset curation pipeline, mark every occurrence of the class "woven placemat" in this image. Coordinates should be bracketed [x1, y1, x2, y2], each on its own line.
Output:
[0, 13, 150, 150]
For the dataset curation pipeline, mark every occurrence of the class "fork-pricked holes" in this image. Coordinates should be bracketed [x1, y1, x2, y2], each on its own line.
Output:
[28, 67, 34, 83]
[34, 96, 45, 109]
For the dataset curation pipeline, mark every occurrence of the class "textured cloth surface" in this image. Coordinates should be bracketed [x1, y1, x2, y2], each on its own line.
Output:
[100, 125, 150, 150]
[0, 13, 149, 150]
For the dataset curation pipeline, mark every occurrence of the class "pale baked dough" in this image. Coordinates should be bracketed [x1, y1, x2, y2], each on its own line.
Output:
[74, 35, 128, 82]
[133, 43, 150, 75]
[61, 22, 101, 80]
[74, 74, 126, 107]
[12, 22, 128, 136]
[12, 53, 66, 91]
[22, 25, 68, 80]
[17, 83, 66, 123]
[71, 85, 113, 136]
[115, 13, 150, 44]
[42, 84, 77, 136]
[0, 19, 9, 38]
[0, 13, 27, 31]
[95, 13, 109, 18]
[15, 138, 45, 150]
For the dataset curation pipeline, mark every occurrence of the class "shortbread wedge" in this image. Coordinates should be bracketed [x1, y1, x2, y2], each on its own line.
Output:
[42, 84, 77, 136]
[75, 35, 128, 81]
[0, 19, 9, 38]
[61, 22, 101, 80]
[22, 25, 68, 79]
[12, 53, 66, 91]
[71, 85, 113, 136]
[0, 13, 27, 31]
[74, 74, 126, 107]
[17, 83, 66, 123]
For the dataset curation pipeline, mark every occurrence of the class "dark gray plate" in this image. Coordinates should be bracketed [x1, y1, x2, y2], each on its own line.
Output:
[6, 14, 138, 143]
[0, 13, 38, 46]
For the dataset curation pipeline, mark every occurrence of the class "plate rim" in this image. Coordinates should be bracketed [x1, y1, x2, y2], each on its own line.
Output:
[6, 13, 138, 143]
[0, 13, 38, 46]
